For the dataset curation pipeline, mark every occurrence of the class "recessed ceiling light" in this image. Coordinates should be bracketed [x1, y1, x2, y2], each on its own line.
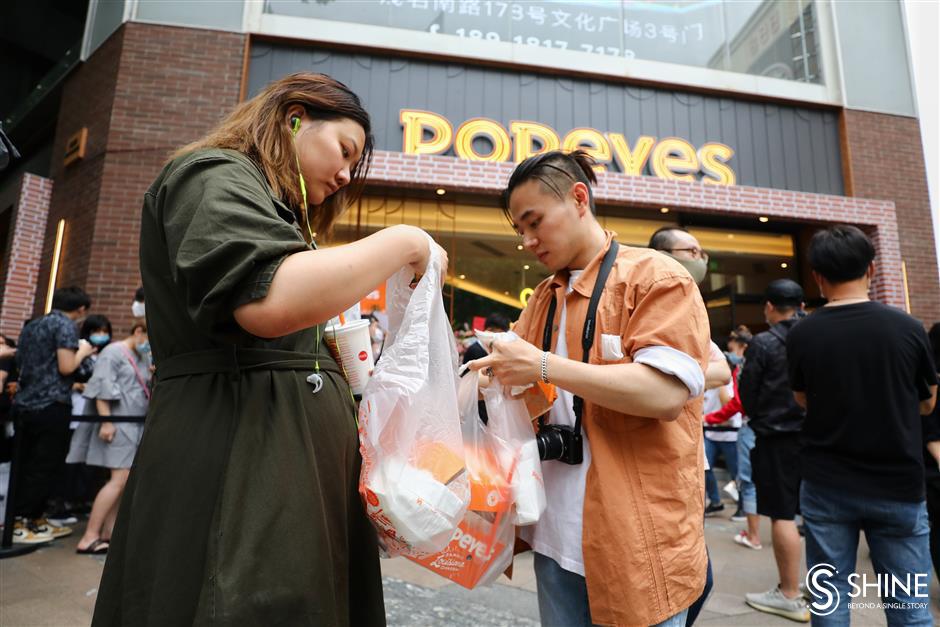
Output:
[759, 216, 769, 223]
[503, 291, 509, 295]
[780, 262, 788, 269]
[458, 274, 466, 279]
[436, 188, 446, 196]
[727, 233, 734, 239]
[523, 264, 530, 270]
[516, 244, 524, 250]
[660, 207, 670, 214]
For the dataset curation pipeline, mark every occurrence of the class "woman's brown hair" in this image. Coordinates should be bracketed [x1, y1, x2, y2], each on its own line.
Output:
[172, 72, 374, 242]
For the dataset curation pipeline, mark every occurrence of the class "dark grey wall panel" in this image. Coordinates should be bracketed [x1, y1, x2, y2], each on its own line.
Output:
[247, 42, 843, 195]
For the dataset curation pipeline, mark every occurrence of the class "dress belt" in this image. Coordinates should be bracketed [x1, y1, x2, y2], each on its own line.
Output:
[155, 346, 340, 382]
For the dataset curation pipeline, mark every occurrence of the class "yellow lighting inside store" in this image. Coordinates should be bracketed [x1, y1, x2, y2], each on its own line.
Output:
[660, 207, 670, 214]
[759, 216, 770, 223]
[516, 244, 524, 250]
[781, 262, 788, 269]
[445, 275, 522, 309]
[334, 197, 795, 258]
[44, 219, 66, 314]
[436, 188, 446, 196]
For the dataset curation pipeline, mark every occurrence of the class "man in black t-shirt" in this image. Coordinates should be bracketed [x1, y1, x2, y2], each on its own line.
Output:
[788, 225, 937, 626]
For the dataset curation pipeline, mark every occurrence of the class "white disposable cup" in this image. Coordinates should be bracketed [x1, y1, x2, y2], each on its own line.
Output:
[324, 319, 375, 395]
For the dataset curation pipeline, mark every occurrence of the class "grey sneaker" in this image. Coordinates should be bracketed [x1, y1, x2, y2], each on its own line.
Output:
[745, 586, 810, 623]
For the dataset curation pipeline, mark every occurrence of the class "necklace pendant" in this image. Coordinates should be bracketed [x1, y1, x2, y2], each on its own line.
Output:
[306, 372, 324, 394]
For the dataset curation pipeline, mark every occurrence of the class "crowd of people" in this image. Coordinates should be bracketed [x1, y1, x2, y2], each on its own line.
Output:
[1, 287, 151, 556]
[0, 71, 937, 627]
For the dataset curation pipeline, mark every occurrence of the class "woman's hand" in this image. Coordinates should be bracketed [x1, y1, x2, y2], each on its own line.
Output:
[467, 339, 542, 387]
[98, 421, 116, 443]
[395, 225, 448, 286]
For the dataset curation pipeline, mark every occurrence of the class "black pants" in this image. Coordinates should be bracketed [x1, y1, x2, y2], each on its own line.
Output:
[927, 475, 940, 580]
[13, 403, 72, 519]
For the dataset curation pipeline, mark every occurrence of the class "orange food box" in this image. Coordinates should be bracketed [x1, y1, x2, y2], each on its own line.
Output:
[407, 510, 507, 589]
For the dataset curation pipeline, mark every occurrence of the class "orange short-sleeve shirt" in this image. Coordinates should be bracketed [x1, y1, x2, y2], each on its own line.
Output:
[512, 231, 710, 626]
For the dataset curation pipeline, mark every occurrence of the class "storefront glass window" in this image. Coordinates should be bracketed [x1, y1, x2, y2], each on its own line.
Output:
[264, 0, 823, 84]
[329, 196, 798, 337]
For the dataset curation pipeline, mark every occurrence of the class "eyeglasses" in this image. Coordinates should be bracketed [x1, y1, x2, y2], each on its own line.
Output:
[667, 247, 709, 261]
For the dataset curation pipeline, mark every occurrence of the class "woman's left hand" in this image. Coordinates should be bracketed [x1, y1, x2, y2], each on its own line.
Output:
[98, 422, 116, 443]
[467, 339, 542, 387]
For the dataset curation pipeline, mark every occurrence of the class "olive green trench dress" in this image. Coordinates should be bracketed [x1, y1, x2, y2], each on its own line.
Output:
[92, 149, 385, 626]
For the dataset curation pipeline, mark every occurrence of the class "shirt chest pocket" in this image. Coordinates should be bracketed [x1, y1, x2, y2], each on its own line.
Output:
[596, 284, 629, 364]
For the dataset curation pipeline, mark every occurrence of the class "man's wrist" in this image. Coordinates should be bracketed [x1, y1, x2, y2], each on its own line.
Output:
[540, 351, 550, 384]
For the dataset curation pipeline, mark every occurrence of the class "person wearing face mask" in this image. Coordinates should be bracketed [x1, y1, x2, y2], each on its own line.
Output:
[648, 226, 731, 627]
[67, 320, 151, 555]
[131, 287, 145, 319]
[92, 73, 447, 626]
[787, 226, 937, 627]
[469, 151, 711, 627]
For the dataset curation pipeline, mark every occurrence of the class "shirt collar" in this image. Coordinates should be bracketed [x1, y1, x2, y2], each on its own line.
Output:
[548, 230, 616, 297]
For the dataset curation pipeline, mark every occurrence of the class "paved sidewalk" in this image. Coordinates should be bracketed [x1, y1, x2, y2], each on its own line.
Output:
[2, 509, 939, 625]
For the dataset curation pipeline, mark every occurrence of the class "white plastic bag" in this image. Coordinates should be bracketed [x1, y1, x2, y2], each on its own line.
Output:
[358, 239, 468, 557]
[482, 385, 546, 526]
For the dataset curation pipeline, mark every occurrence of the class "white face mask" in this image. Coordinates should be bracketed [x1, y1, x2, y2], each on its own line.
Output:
[131, 301, 146, 318]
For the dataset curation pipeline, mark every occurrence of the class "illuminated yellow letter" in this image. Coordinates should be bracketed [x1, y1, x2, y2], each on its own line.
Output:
[454, 118, 512, 162]
[608, 134, 655, 176]
[650, 138, 698, 182]
[698, 142, 736, 186]
[510, 121, 560, 163]
[562, 128, 612, 172]
[400, 109, 453, 155]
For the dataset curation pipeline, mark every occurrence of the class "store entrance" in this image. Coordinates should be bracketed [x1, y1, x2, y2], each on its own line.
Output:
[330, 194, 808, 346]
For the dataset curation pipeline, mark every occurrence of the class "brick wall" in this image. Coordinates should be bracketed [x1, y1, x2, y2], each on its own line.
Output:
[842, 110, 940, 325]
[0, 174, 52, 338]
[34, 22, 246, 333]
[365, 150, 906, 309]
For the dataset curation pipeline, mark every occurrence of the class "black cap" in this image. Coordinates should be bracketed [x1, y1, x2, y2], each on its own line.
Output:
[765, 279, 804, 307]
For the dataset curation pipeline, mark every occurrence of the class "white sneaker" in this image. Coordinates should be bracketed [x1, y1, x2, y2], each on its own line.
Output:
[723, 480, 740, 502]
[733, 530, 762, 550]
[746, 586, 810, 622]
[11, 520, 54, 545]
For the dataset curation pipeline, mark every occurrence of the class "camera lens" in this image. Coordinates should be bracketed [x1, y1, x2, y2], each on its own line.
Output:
[536, 428, 566, 461]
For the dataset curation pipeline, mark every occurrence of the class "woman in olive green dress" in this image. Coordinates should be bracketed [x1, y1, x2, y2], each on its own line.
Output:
[92, 73, 446, 626]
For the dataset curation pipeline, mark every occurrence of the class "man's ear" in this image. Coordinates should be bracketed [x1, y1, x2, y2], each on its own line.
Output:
[571, 182, 591, 216]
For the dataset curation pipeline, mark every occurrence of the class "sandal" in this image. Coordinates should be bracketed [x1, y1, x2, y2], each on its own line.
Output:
[76, 538, 109, 555]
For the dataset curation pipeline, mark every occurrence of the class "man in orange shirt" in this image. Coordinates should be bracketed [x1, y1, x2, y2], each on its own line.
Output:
[470, 150, 711, 626]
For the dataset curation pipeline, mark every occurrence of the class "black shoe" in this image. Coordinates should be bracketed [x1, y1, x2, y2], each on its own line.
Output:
[730, 508, 746, 522]
[704, 502, 726, 517]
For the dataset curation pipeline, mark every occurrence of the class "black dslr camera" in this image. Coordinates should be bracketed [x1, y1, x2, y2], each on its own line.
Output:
[536, 422, 583, 465]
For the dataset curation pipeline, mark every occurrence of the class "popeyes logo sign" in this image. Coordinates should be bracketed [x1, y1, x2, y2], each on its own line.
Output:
[400, 108, 736, 186]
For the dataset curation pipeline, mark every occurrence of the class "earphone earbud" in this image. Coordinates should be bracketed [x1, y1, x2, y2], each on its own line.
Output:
[290, 116, 301, 135]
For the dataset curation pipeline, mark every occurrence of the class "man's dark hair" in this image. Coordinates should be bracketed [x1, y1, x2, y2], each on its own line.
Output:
[502, 150, 597, 221]
[808, 225, 875, 284]
[648, 226, 689, 251]
[80, 314, 112, 340]
[51, 287, 91, 313]
[484, 313, 510, 332]
[135, 286, 145, 302]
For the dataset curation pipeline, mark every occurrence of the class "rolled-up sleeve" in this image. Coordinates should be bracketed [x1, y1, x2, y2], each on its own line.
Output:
[157, 154, 310, 335]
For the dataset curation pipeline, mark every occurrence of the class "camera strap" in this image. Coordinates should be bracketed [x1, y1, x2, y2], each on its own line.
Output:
[540, 240, 620, 437]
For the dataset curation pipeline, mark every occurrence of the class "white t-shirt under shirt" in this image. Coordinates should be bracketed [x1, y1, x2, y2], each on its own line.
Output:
[703, 381, 740, 443]
[519, 271, 704, 576]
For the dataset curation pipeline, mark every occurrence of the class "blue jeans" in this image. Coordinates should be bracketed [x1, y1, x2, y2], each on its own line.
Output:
[801, 480, 932, 627]
[736, 424, 757, 515]
[533, 553, 689, 627]
[704, 438, 738, 505]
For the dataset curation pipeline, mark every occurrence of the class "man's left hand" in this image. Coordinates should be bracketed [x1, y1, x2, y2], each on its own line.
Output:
[467, 339, 543, 387]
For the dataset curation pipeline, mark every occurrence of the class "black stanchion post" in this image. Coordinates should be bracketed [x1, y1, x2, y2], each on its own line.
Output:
[1, 411, 39, 558]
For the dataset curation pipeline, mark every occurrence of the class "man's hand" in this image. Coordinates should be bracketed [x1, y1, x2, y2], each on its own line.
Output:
[98, 421, 116, 443]
[77, 339, 95, 360]
[467, 339, 542, 387]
